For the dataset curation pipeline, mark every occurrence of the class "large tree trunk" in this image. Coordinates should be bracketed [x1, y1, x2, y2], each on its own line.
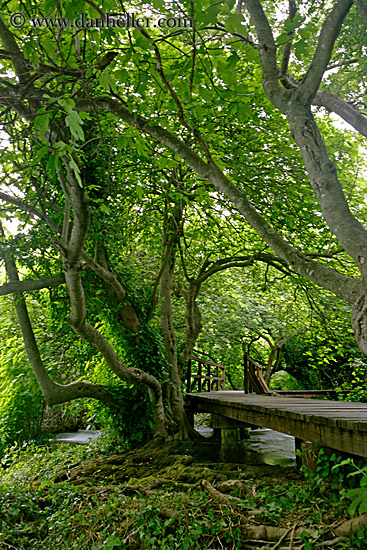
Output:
[0, 162, 171, 439]
[241, 0, 367, 355]
[0, 243, 118, 409]
[182, 281, 202, 366]
[60, 171, 169, 439]
[352, 295, 367, 356]
[158, 199, 189, 435]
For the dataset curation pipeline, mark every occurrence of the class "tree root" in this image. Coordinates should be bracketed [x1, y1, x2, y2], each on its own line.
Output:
[240, 513, 367, 543]
[217, 478, 254, 498]
[202, 479, 243, 504]
[121, 479, 200, 495]
[315, 537, 349, 548]
[49, 439, 367, 548]
[333, 513, 367, 536]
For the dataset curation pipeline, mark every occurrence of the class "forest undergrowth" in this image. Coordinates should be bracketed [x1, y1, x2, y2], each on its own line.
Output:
[1, 432, 367, 550]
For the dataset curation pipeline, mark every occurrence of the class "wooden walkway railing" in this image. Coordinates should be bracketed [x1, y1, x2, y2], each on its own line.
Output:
[186, 356, 226, 392]
[243, 353, 270, 394]
[187, 354, 272, 394]
[187, 353, 339, 398]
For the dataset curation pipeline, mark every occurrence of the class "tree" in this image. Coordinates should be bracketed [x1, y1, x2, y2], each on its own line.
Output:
[194, 266, 366, 390]
[1, 0, 367, 441]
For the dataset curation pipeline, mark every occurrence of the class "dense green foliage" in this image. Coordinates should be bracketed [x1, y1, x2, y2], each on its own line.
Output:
[1, 440, 367, 549]
[0, 296, 44, 454]
[1, 0, 367, 451]
[2, 4, 367, 548]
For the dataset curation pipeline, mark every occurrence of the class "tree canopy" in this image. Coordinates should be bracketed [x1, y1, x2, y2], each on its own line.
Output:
[1, 0, 367, 441]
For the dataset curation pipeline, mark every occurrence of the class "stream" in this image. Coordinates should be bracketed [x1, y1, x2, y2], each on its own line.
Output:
[51, 427, 296, 467]
[197, 426, 295, 467]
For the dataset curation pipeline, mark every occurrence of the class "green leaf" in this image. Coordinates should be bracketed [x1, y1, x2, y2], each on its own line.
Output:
[225, 13, 246, 34]
[198, 86, 213, 103]
[277, 32, 292, 46]
[46, 154, 59, 178]
[65, 112, 85, 141]
[294, 40, 308, 60]
[31, 145, 49, 165]
[100, 203, 110, 214]
[98, 71, 118, 94]
[197, 4, 221, 26]
[242, 47, 261, 64]
[34, 112, 50, 139]
[299, 27, 313, 39]
[133, 30, 154, 50]
[226, 52, 240, 70]
[284, 14, 305, 33]
[225, 0, 236, 10]
[348, 492, 364, 516]
[69, 158, 83, 187]
[58, 98, 76, 111]
[135, 185, 144, 200]
[42, 36, 56, 58]
[53, 141, 70, 153]
[153, 0, 165, 9]
[117, 135, 130, 149]
[23, 39, 40, 69]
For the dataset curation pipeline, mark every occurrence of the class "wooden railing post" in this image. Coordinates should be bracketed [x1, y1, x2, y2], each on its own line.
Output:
[250, 357, 255, 393]
[186, 358, 192, 393]
[244, 353, 249, 394]
[256, 363, 270, 393]
[187, 356, 226, 393]
[198, 361, 202, 392]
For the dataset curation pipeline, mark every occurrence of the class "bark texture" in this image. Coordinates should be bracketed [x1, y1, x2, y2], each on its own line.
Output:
[60, 174, 168, 438]
[241, 0, 367, 353]
[158, 199, 188, 434]
[1, 249, 118, 408]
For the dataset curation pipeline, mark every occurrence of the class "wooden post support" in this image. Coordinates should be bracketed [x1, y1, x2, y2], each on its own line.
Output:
[299, 441, 320, 471]
[184, 405, 195, 427]
[220, 428, 241, 462]
[239, 426, 251, 439]
[244, 353, 249, 394]
[210, 414, 247, 463]
[186, 358, 192, 393]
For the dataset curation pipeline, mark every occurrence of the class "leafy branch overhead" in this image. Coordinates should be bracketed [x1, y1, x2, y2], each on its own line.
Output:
[0, 0, 367, 440]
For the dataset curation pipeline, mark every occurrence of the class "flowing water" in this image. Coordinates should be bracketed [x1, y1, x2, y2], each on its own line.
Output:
[51, 427, 296, 467]
[197, 426, 296, 467]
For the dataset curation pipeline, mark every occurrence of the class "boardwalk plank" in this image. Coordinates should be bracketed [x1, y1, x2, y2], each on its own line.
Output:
[186, 391, 367, 456]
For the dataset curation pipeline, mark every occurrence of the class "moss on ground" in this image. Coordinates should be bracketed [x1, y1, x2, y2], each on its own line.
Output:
[0, 437, 366, 549]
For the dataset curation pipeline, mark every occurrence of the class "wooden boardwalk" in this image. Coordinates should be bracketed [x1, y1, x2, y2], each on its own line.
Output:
[186, 391, 367, 457]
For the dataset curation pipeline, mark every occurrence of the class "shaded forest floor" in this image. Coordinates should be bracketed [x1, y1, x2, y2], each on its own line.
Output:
[1, 434, 367, 550]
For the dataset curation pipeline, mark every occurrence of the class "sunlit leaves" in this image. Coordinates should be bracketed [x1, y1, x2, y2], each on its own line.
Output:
[69, 158, 82, 187]
[58, 99, 85, 141]
[33, 110, 50, 139]
[225, 13, 246, 35]
[98, 70, 118, 94]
